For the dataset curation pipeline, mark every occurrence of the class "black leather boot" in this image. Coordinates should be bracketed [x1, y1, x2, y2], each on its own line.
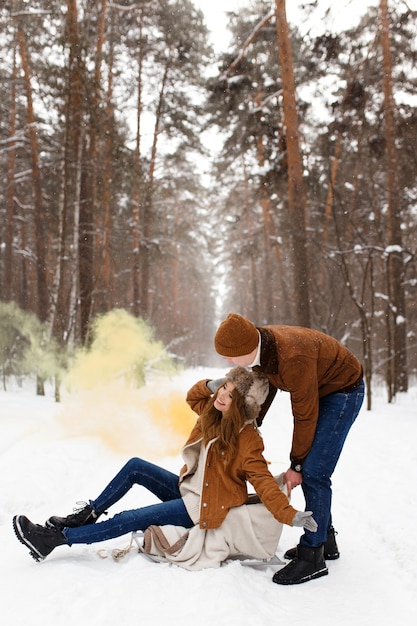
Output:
[45, 502, 101, 531]
[13, 515, 67, 562]
[284, 526, 339, 560]
[273, 544, 328, 585]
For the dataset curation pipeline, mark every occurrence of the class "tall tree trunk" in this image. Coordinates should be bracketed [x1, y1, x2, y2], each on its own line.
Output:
[95, 8, 115, 314]
[254, 92, 291, 321]
[17, 22, 48, 324]
[140, 59, 170, 315]
[79, 156, 94, 343]
[52, 0, 84, 346]
[132, 13, 145, 317]
[4, 42, 17, 302]
[79, 0, 108, 344]
[332, 211, 374, 410]
[380, 0, 408, 393]
[274, 0, 310, 327]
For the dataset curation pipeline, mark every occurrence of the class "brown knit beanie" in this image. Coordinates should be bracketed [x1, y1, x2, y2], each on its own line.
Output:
[214, 313, 259, 357]
[225, 366, 269, 421]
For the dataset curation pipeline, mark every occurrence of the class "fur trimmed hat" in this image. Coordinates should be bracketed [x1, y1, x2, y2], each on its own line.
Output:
[214, 313, 259, 357]
[225, 366, 269, 421]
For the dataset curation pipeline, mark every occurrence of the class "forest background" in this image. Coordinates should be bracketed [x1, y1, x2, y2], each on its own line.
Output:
[0, 0, 416, 407]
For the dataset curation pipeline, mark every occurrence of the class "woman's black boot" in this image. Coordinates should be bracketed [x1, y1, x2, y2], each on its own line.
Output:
[45, 502, 101, 531]
[13, 515, 67, 562]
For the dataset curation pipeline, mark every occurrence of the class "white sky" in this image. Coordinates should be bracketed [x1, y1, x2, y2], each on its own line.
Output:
[192, 0, 247, 51]
[193, 0, 417, 52]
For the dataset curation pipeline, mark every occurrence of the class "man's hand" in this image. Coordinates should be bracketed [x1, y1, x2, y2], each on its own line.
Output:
[284, 467, 303, 495]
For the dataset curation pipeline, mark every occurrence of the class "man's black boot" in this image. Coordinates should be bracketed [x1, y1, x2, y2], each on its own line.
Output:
[273, 544, 328, 585]
[45, 502, 101, 531]
[284, 526, 339, 560]
[13, 515, 67, 562]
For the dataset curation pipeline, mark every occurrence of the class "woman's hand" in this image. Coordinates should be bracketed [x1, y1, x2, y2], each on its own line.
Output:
[292, 511, 317, 532]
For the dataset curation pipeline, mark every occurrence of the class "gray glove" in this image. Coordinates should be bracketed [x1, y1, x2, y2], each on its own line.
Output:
[206, 378, 226, 393]
[292, 511, 318, 532]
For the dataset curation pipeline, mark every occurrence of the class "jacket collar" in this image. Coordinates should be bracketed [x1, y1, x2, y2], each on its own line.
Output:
[253, 327, 279, 375]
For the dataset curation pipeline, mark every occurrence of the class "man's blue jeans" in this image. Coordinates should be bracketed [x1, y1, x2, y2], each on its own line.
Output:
[299, 382, 365, 548]
[64, 458, 194, 545]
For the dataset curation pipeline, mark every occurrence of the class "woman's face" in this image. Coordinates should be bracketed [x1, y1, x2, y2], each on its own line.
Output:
[213, 380, 235, 414]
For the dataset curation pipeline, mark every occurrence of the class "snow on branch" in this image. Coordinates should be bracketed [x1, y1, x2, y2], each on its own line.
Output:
[221, 9, 275, 80]
[108, 3, 138, 12]
[253, 89, 282, 112]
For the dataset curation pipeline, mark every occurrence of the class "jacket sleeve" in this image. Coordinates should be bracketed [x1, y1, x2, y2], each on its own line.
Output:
[186, 379, 213, 417]
[239, 426, 297, 526]
[280, 356, 320, 465]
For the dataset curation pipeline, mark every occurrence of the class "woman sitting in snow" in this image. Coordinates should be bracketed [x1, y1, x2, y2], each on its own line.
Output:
[13, 366, 317, 567]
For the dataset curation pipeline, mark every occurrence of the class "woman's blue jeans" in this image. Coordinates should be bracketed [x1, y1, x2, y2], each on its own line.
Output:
[299, 382, 365, 548]
[63, 458, 194, 545]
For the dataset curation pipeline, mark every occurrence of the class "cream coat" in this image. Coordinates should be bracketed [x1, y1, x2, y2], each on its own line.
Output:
[141, 474, 288, 571]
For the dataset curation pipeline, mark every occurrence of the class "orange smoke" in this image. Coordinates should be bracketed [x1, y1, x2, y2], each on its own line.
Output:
[57, 380, 196, 458]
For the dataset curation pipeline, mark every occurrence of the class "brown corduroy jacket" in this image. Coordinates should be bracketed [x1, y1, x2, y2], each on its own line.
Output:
[179, 380, 297, 531]
[254, 325, 363, 466]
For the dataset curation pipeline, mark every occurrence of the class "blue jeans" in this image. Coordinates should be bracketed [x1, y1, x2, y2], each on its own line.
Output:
[299, 382, 365, 548]
[63, 458, 194, 545]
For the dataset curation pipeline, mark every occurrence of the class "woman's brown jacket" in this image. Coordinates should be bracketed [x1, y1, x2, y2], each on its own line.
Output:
[179, 380, 297, 531]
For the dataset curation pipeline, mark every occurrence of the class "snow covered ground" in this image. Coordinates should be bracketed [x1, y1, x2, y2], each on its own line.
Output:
[2, 367, 417, 626]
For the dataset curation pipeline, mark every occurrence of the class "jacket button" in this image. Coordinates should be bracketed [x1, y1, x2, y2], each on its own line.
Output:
[204, 482, 209, 487]
[202, 522, 207, 528]
[202, 502, 207, 507]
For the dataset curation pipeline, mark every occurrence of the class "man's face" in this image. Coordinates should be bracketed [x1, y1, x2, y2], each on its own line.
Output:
[222, 351, 255, 367]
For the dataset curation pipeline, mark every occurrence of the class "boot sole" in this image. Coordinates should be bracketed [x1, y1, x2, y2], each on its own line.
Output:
[13, 516, 44, 562]
[284, 551, 339, 560]
[273, 566, 329, 585]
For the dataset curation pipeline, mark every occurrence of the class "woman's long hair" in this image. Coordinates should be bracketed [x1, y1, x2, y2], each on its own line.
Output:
[201, 389, 248, 460]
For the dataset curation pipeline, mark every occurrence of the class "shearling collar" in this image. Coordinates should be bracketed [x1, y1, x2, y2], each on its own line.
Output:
[253, 327, 279, 374]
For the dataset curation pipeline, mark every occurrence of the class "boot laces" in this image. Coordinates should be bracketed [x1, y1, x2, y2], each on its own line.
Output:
[73, 501, 90, 513]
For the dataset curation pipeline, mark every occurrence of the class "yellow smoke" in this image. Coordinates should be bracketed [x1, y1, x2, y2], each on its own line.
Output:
[56, 310, 196, 457]
[64, 309, 175, 391]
